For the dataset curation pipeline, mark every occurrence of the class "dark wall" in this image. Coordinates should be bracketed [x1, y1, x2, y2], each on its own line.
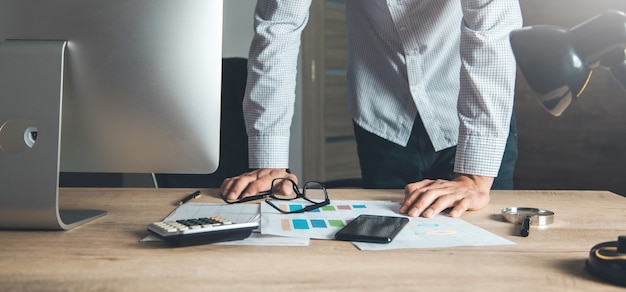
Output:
[514, 0, 626, 195]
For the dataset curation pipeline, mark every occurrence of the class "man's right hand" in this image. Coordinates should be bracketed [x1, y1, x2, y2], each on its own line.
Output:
[219, 168, 296, 201]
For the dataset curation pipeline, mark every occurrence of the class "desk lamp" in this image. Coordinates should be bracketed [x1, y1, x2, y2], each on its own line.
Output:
[510, 10, 626, 116]
[510, 10, 626, 287]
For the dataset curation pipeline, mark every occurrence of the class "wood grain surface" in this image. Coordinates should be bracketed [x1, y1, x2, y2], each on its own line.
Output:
[0, 188, 624, 291]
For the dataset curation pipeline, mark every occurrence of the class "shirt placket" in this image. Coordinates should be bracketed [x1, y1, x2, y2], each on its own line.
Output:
[386, 1, 425, 109]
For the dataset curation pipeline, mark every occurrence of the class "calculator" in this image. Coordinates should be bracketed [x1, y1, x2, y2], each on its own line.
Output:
[147, 216, 259, 247]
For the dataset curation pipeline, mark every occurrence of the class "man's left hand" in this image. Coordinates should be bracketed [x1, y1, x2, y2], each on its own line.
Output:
[399, 174, 493, 218]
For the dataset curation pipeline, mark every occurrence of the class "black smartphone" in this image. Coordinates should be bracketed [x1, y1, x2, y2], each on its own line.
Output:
[334, 214, 409, 243]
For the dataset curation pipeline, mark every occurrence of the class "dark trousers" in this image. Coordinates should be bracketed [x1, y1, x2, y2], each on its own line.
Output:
[354, 114, 518, 190]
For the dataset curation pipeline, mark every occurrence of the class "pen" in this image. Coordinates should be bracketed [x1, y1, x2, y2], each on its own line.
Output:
[178, 190, 201, 205]
[520, 215, 531, 237]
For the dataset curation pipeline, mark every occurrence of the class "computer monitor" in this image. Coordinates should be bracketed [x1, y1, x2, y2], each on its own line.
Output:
[0, 0, 223, 230]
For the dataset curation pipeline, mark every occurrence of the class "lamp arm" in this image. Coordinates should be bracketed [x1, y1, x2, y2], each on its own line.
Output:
[600, 48, 626, 92]
[569, 10, 626, 68]
[608, 61, 626, 92]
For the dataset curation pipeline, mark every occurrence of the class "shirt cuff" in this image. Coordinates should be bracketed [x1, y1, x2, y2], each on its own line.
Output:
[453, 135, 507, 177]
[247, 135, 290, 169]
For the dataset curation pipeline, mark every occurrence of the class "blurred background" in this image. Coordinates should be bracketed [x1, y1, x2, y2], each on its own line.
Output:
[514, 0, 626, 196]
[60, 0, 626, 197]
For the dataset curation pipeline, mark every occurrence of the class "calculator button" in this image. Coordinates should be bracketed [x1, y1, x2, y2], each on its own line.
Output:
[147, 216, 259, 247]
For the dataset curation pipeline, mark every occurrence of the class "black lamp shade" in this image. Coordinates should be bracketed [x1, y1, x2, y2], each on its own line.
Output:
[510, 10, 626, 116]
[511, 26, 591, 116]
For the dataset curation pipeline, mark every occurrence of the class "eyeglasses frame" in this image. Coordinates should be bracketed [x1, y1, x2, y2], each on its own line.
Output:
[218, 178, 330, 214]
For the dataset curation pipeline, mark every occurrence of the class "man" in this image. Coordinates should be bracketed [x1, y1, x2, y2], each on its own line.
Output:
[220, 0, 522, 218]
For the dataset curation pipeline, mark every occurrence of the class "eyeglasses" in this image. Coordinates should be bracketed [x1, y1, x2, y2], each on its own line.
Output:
[219, 178, 330, 214]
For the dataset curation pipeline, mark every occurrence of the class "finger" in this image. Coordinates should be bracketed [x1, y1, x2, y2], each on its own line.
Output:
[223, 175, 258, 200]
[400, 180, 434, 214]
[218, 177, 233, 197]
[285, 172, 299, 185]
[403, 179, 434, 200]
[404, 184, 453, 217]
[448, 190, 490, 217]
[239, 175, 275, 198]
[271, 178, 296, 198]
[239, 168, 293, 198]
[220, 168, 292, 200]
[275, 172, 302, 197]
[219, 176, 243, 200]
[401, 179, 452, 215]
[447, 199, 470, 218]
[420, 191, 459, 218]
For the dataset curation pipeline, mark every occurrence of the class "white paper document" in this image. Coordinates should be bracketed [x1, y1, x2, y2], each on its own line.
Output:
[352, 214, 515, 251]
[260, 200, 514, 250]
[260, 200, 402, 240]
[165, 202, 261, 223]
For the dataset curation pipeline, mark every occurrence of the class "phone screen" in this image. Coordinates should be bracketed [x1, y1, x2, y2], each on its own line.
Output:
[334, 214, 409, 243]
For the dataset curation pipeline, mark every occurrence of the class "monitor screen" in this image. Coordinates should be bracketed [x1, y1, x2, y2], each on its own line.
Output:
[0, 0, 223, 229]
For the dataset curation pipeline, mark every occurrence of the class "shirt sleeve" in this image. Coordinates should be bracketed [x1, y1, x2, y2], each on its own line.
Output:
[454, 0, 523, 177]
[243, 0, 312, 168]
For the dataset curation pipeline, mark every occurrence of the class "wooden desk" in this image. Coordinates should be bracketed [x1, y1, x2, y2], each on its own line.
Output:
[1, 188, 624, 291]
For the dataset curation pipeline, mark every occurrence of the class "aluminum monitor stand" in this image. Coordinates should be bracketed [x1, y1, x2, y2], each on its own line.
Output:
[0, 40, 106, 230]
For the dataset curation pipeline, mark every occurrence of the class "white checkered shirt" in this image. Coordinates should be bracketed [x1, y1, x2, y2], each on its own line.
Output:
[243, 0, 522, 177]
